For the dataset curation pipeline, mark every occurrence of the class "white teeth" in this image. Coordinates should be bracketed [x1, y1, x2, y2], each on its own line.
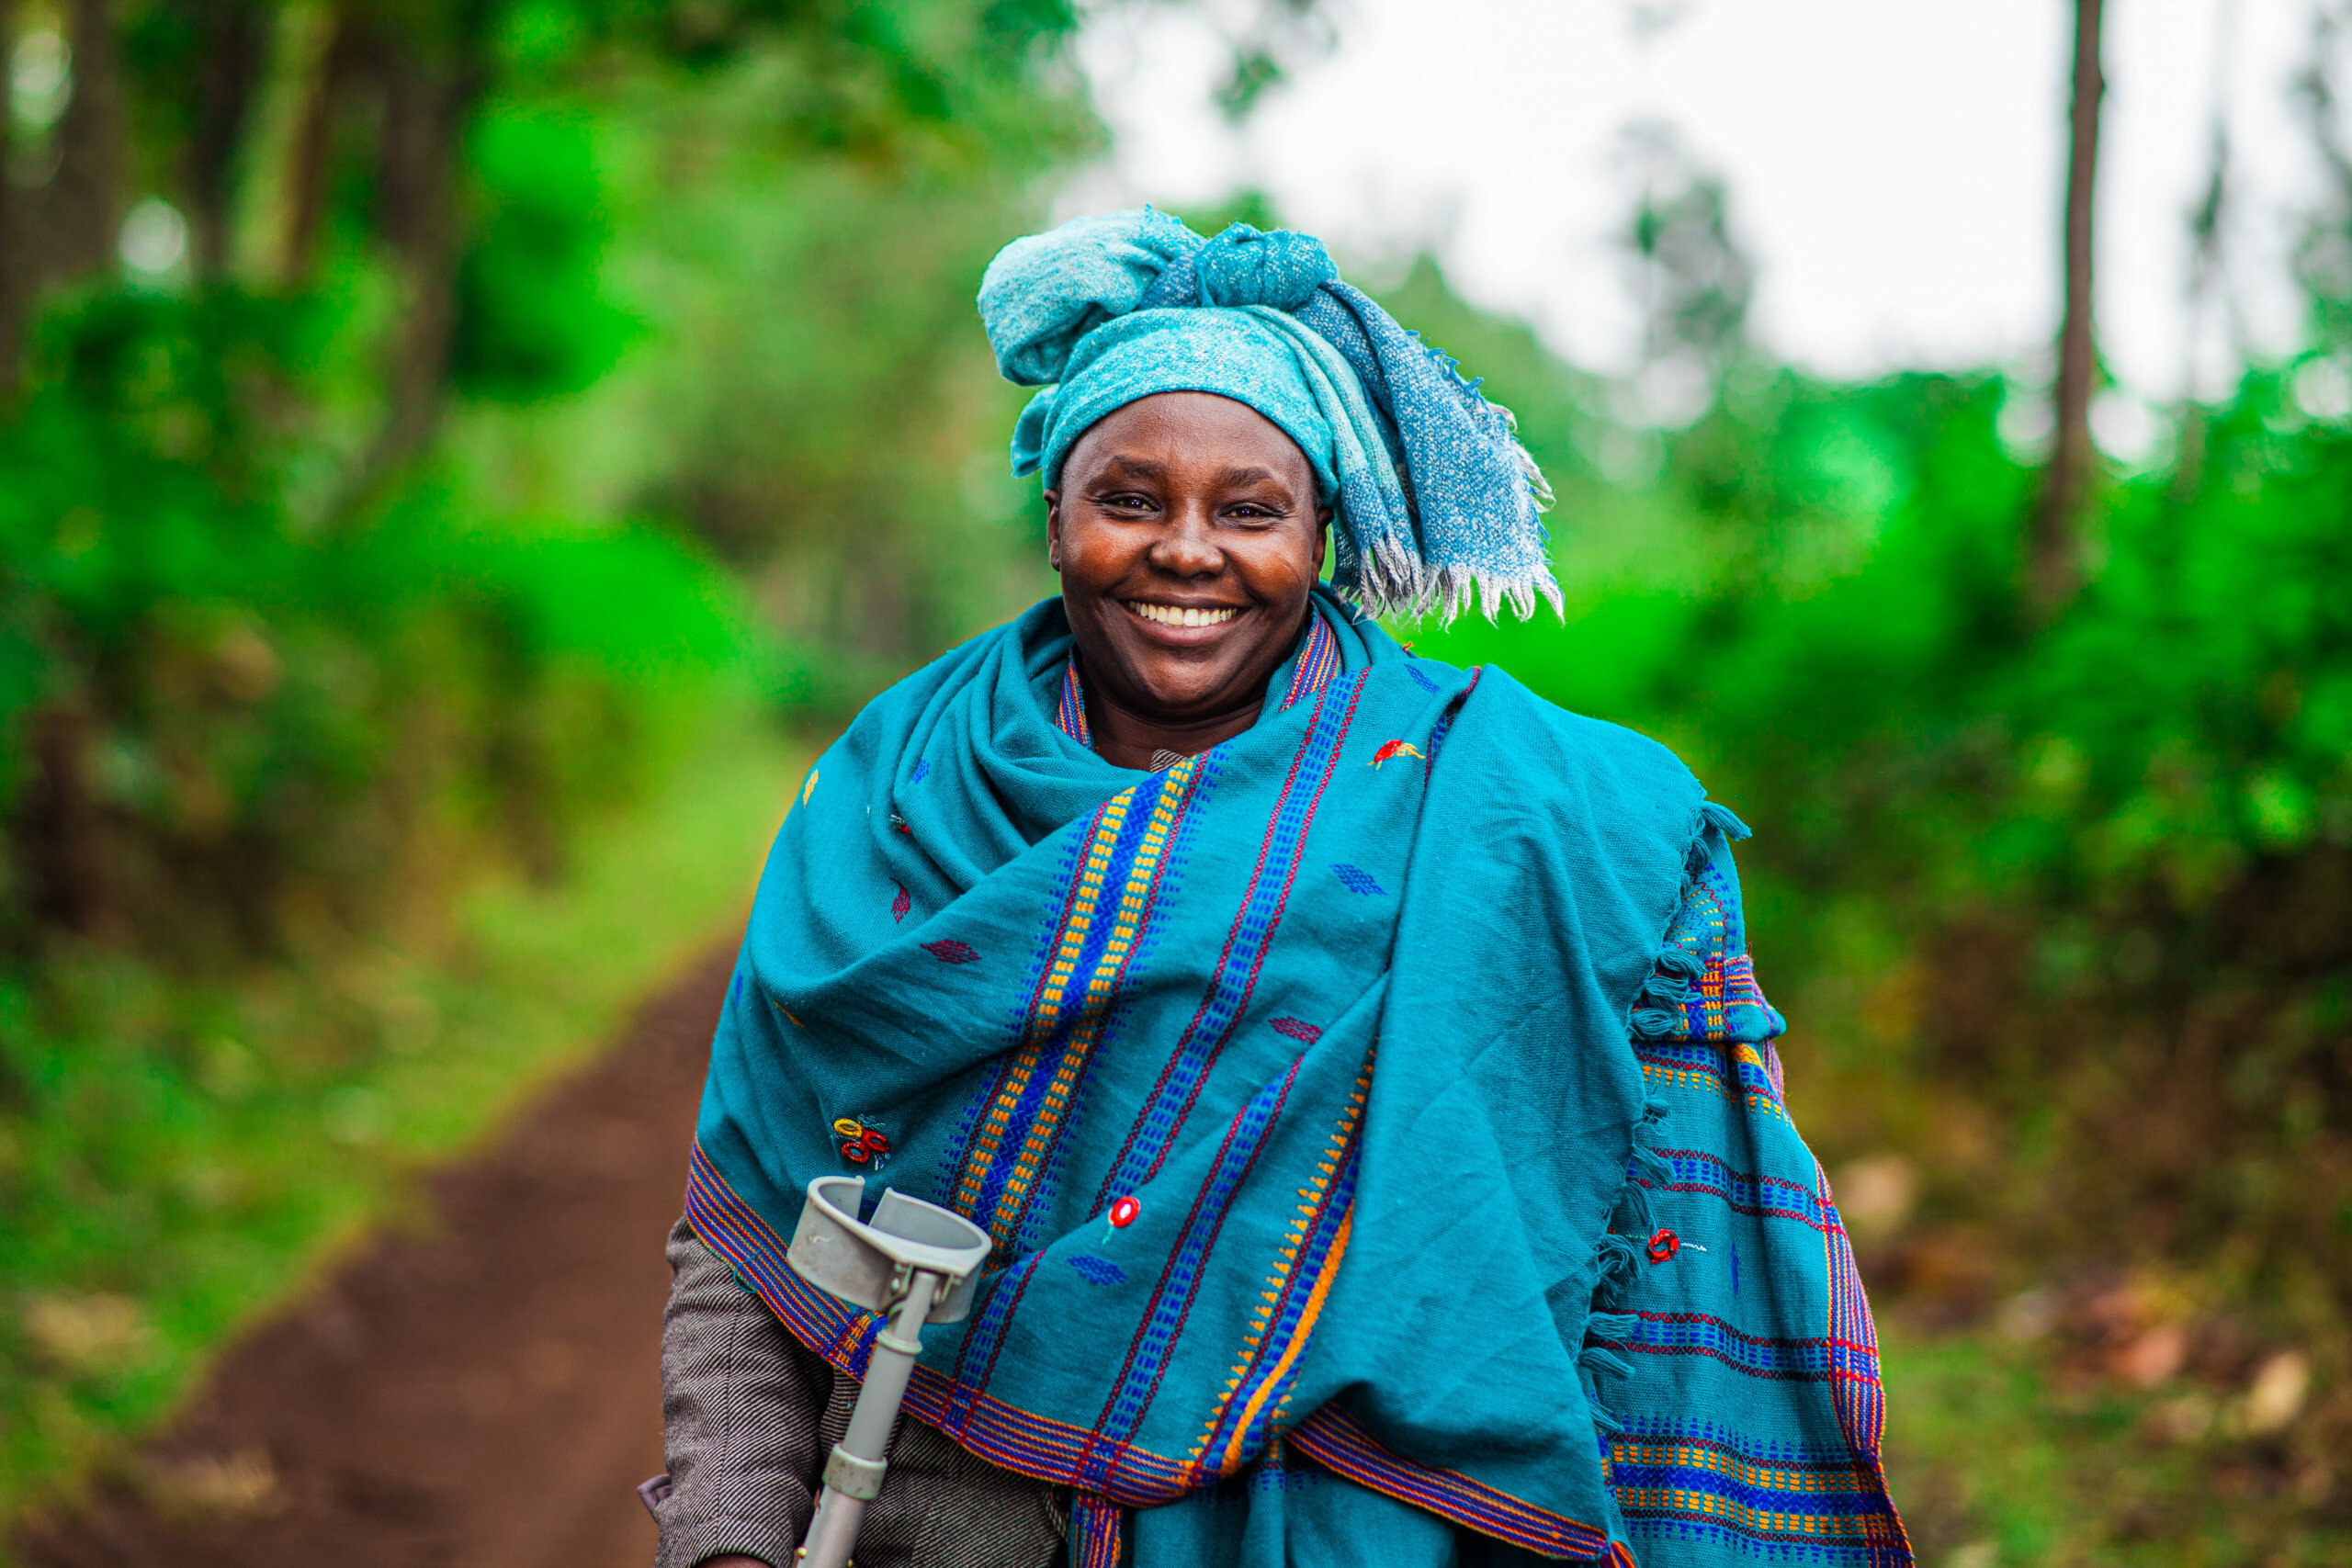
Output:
[1129, 602, 1238, 628]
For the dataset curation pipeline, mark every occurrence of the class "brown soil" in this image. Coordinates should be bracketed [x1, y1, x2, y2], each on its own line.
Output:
[14, 947, 733, 1568]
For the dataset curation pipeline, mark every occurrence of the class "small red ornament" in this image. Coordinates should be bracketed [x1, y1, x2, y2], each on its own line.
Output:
[1108, 1195, 1141, 1228]
[1646, 1228, 1679, 1264]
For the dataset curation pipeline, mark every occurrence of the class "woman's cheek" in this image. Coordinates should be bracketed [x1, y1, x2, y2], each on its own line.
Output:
[1239, 531, 1317, 601]
[1069, 519, 1139, 581]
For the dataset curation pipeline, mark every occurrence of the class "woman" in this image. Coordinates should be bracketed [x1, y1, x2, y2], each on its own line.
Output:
[649, 211, 1910, 1568]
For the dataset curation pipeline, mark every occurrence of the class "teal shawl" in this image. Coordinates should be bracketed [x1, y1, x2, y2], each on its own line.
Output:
[687, 591, 1910, 1565]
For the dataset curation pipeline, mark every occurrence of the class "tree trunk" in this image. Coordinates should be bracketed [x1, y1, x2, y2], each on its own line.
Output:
[277, 8, 351, 287]
[2176, 22, 2235, 505]
[20, 703, 118, 938]
[2034, 0, 2105, 614]
[0, 0, 19, 391]
[46, 0, 128, 280]
[187, 0, 269, 280]
[348, 33, 481, 495]
[378, 44, 465, 466]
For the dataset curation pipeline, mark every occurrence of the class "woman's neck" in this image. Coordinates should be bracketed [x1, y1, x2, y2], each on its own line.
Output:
[1080, 678, 1265, 771]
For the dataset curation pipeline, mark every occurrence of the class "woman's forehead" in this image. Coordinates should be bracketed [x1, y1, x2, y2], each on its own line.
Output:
[1065, 392, 1314, 487]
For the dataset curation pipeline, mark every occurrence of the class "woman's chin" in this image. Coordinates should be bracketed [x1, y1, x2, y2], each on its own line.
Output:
[1123, 660, 1258, 724]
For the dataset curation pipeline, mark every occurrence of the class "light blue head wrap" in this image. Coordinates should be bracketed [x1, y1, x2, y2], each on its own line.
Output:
[978, 209, 1562, 622]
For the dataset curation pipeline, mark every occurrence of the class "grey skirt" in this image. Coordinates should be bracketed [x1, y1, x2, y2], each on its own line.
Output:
[650, 1215, 1068, 1568]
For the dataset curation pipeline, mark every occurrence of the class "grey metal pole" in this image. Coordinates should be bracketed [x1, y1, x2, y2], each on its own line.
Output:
[797, 1268, 941, 1568]
[784, 1179, 989, 1566]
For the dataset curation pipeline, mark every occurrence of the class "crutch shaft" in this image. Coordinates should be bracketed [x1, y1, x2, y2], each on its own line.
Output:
[797, 1269, 942, 1568]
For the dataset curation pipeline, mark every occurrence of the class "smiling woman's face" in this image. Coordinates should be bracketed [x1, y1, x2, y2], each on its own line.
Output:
[1046, 391, 1329, 767]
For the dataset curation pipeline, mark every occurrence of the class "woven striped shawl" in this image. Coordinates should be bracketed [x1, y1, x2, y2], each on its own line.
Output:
[688, 588, 1908, 1565]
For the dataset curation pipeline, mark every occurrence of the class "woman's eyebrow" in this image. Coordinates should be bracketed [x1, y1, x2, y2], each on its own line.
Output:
[1095, 456, 1166, 480]
[1213, 465, 1282, 488]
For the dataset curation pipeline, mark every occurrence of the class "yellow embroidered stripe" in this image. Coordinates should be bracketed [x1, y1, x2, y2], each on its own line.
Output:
[1216, 1205, 1351, 1475]
[984, 768, 1192, 1239]
[1638, 1051, 1792, 1129]
[1608, 1439, 1874, 1495]
[1615, 1484, 1899, 1539]
[950, 789, 1138, 1217]
[1190, 1046, 1374, 1475]
[958, 761, 1196, 1236]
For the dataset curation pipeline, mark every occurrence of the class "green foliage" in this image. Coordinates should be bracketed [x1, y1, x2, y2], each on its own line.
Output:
[595, 54, 1070, 688]
[1878, 1325, 2352, 1565]
[1, 0, 1100, 945]
[454, 107, 635, 400]
[581, 0, 1090, 164]
[0, 283, 750, 954]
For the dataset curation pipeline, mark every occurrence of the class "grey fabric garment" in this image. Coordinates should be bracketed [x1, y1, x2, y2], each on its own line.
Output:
[655, 1215, 1070, 1568]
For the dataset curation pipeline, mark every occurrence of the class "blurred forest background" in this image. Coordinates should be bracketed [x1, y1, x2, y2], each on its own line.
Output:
[2, 0, 2351, 1561]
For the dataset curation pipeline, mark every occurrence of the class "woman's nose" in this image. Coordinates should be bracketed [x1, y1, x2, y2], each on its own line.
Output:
[1148, 504, 1225, 576]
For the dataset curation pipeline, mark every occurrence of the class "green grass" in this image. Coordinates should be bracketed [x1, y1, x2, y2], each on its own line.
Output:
[0, 699, 808, 1536]
[1882, 1325, 2109, 1563]
[1881, 1321, 2352, 1566]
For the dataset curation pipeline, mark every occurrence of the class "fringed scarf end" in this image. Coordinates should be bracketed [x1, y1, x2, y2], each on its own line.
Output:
[1071, 1491, 1124, 1568]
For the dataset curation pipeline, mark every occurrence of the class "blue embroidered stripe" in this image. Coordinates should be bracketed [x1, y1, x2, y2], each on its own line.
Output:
[1611, 1312, 1856, 1381]
[1194, 1129, 1361, 1471]
[1609, 1440, 1899, 1514]
[1611, 1416, 1890, 1472]
[967, 766, 1194, 1234]
[1288, 1405, 1627, 1562]
[1636, 1038, 1788, 1111]
[688, 1142, 1216, 1503]
[931, 814, 1103, 1194]
[946, 1248, 1052, 1424]
[1822, 1169, 1889, 1464]
[1279, 613, 1341, 710]
[1653, 1145, 1837, 1232]
[1616, 1499, 1907, 1550]
[1079, 1057, 1303, 1483]
[1092, 670, 1367, 1210]
[1070, 1494, 1123, 1568]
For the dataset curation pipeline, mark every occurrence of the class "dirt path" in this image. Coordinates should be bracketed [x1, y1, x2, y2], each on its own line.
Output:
[16, 947, 734, 1568]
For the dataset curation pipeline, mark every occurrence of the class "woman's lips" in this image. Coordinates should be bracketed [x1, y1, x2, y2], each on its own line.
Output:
[1123, 600, 1242, 630]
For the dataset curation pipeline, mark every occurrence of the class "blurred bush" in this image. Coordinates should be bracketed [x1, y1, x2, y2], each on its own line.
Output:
[453, 107, 635, 400]
[0, 286, 748, 953]
[0, 0, 1100, 953]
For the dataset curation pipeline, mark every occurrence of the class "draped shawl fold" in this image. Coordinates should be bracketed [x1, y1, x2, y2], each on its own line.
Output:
[687, 592, 1911, 1565]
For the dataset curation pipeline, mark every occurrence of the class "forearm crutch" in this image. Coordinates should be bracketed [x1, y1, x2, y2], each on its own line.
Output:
[786, 1174, 991, 1568]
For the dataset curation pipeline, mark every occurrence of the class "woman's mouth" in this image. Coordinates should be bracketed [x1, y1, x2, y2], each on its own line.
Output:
[1124, 601, 1241, 629]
